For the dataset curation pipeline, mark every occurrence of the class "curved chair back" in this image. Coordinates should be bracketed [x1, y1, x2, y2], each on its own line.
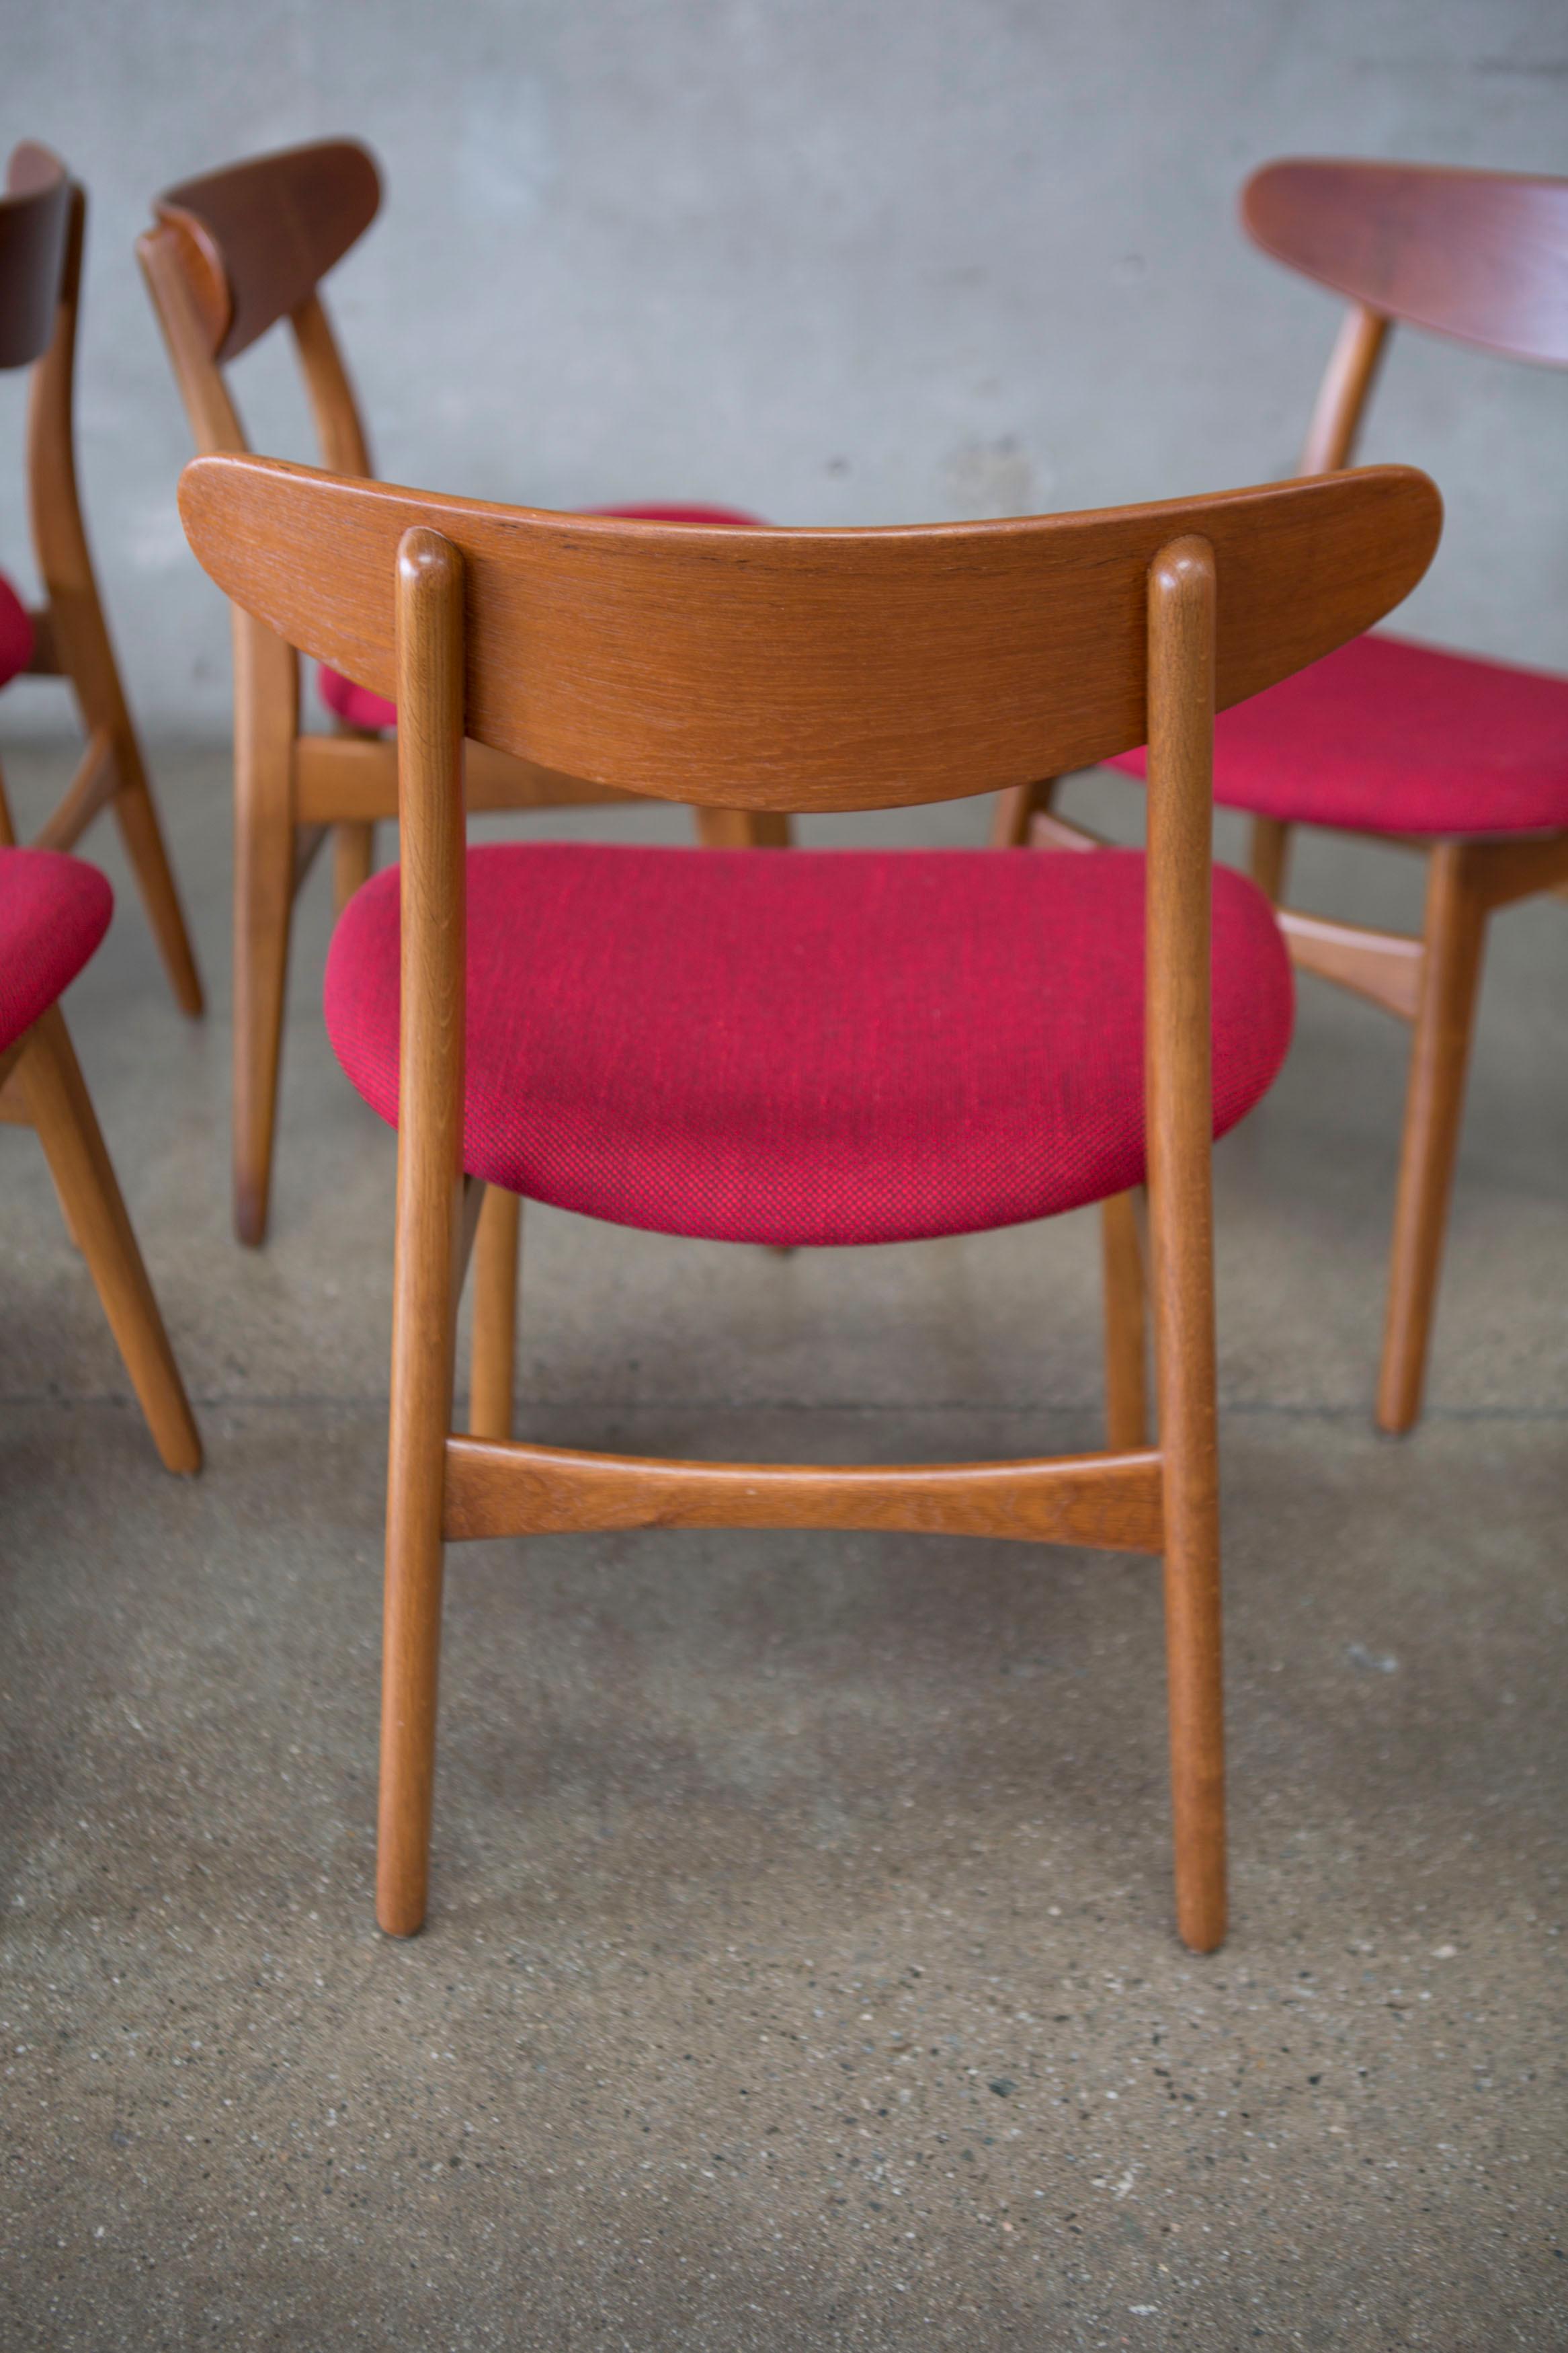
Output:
[138, 138, 379, 472]
[178, 457, 1441, 810]
[1242, 159, 1568, 474]
[0, 144, 72, 371]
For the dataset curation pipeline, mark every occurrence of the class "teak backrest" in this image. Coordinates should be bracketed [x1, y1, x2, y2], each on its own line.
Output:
[0, 144, 72, 370]
[151, 138, 380, 367]
[1243, 160, 1568, 367]
[177, 456, 1441, 810]
[138, 138, 378, 473]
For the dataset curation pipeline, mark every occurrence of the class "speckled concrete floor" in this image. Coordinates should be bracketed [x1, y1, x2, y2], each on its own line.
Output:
[1, 742, 1565, 2349]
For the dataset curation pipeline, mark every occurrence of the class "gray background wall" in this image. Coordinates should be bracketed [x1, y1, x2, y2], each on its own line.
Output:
[4, 0, 1567, 732]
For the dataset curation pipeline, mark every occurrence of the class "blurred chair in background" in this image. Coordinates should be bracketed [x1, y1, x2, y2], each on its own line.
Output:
[0, 768, 200, 1476]
[1001, 161, 1568, 1434]
[138, 138, 784, 1249]
[181, 447, 1438, 1945]
[0, 144, 201, 1016]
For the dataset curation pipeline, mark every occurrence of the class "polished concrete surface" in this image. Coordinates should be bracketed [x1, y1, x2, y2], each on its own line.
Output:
[2, 742, 1565, 2348]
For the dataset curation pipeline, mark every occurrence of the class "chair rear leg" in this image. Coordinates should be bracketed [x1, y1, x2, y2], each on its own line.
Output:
[1248, 816, 1292, 904]
[19, 1006, 201, 1474]
[468, 1185, 521, 1441]
[1100, 1189, 1147, 1449]
[1376, 844, 1488, 1435]
[232, 781, 298, 1246]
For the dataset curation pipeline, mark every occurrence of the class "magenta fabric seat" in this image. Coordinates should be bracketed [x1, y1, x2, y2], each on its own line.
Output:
[0, 568, 35, 691]
[317, 502, 767, 737]
[1108, 631, 1568, 836]
[0, 846, 114, 1055]
[323, 842, 1294, 1250]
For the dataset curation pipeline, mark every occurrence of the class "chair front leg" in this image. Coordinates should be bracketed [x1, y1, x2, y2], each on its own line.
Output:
[1376, 842, 1489, 1435]
[1100, 1189, 1148, 1449]
[19, 1005, 201, 1474]
[468, 1185, 522, 1442]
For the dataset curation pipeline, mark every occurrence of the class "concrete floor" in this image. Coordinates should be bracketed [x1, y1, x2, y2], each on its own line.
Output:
[1, 738, 1565, 2349]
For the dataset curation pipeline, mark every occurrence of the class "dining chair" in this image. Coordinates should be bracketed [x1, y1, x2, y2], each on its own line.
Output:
[0, 770, 201, 1476]
[179, 449, 1439, 1949]
[137, 136, 785, 1248]
[0, 144, 201, 1017]
[1001, 160, 1568, 1434]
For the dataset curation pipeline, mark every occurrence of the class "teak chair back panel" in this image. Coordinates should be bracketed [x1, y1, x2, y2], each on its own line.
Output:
[181, 451, 1440, 1950]
[1244, 158, 1568, 376]
[138, 137, 784, 1246]
[179, 458, 1440, 808]
[0, 147, 201, 1014]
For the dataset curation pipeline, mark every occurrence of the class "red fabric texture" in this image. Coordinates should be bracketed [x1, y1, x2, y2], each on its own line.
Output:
[317, 501, 766, 737]
[0, 569, 36, 691]
[323, 844, 1293, 1248]
[1109, 631, 1568, 836]
[0, 847, 113, 1055]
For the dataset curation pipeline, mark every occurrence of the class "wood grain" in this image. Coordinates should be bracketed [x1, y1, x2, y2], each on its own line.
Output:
[1244, 159, 1568, 366]
[178, 454, 1442, 811]
[1145, 536, 1226, 1955]
[443, 1437, 1164, 1552]
[377, 529, 468, 1938]
[1276, 908, 1425, 1023]
[153, 139, 381, 362]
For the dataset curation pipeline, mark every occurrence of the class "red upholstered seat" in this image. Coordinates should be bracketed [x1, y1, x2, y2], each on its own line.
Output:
[317, 502, 766, 737]
[0, 847, 114, 1056]
[323, 844, 1292, 1248]
[1108, 631, 1568, 836]
[0, 569, 36, 691]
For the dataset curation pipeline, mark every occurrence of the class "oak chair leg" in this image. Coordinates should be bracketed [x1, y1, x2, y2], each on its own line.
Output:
[991, 775, 1058, 847]
[1248, 815, 1292, 904]
[101, 724, 205, 1016]
[19, 1005, 202, 1474]
[232, 756, 298, 1248]
[1146, 538, 1226, 1955]
[332, 820, 376, 913]
[695, 807, 792, 848]
[1100, 1189, 1148, 1450]
[468, 1184, 522, 1442]
[1376, 842, 1489, 1436]
[378, 526, 468, 1938]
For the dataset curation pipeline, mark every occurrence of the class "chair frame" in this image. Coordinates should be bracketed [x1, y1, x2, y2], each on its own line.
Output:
[136, 138, 784, 1250]
[178, 450, 1439, 1952]
[1, 145, 201, 1017]
[998, 159, 1568, 1433]
[0, 775, 200, 1476]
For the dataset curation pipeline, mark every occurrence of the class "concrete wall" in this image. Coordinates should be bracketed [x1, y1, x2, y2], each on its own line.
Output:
[4, 0, 1567, 731]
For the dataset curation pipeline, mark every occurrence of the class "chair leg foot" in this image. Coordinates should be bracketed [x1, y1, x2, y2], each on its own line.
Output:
[1375, 846, 1487, 1437]
[1164, 1525, 1227, 1953]
[20, 1007, 202, 1474]
[232, 807, 298, 1248]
